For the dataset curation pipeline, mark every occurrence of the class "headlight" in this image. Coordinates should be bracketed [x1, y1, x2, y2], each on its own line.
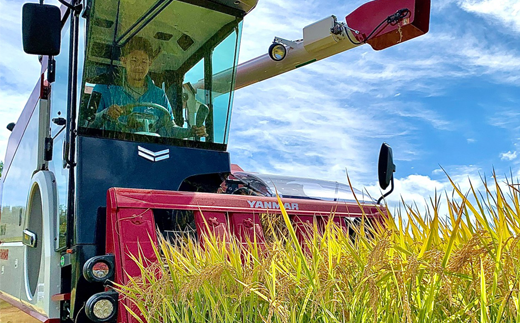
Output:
[85, 291, 118, 322]
[268, 43, 287, 61]
[83, 255, 115, 283]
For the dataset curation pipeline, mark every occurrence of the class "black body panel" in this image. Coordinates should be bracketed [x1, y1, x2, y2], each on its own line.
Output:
[74, 135, 230, 245]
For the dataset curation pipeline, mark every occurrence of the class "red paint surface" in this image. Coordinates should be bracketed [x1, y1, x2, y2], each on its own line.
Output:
[346, 0, 430, 50]
[50, 293, 71, 302]
[106, 188, 383, 217]
[195, 210, 230, 242]
[230, 164, 244, 172]
[106, 190, 158, 323]
[0, 249, 8, 260]
[229, 212, 266, 244]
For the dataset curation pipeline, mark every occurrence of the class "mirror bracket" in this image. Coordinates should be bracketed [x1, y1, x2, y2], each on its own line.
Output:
[47, 57, 56, 83]
[377, 177, 394, 205]
[377, 142, 396, 204]
[56, 0, 82, 15]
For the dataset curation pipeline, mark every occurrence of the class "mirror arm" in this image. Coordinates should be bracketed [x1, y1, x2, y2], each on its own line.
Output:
[377, 176, 394, 205]
[47, 57, 56, 83]
[57, 0, 82, 14]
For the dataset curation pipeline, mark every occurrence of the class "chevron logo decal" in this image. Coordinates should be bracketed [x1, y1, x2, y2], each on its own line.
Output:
[137, 146, 170, 162]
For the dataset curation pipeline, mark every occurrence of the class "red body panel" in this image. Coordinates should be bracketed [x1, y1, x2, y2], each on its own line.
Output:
[106, 190, 158, 323]
[105, 188, 385, 322]
[194, 210, 230, 241]
[229, 212, 266, 244]
[106, 188, 382, 217]
[346, 0, 430, 50]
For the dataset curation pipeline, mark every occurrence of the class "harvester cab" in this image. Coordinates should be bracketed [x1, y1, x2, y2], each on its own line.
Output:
[0, 0, 427, 322]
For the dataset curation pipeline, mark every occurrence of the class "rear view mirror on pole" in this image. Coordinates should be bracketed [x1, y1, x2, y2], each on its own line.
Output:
[377, 142, 396, 204]
[22, 3, 62, 56]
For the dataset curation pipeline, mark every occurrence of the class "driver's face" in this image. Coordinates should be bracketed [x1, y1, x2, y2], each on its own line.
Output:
[121, 50, 152, 83]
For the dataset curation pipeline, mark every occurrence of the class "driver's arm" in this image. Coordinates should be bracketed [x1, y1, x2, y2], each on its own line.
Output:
[159, 92, 175, 125]
[155, 92, 177, 133]
[155, 93, 207, 138]
[88, 85, 135, 130]
[88, 86, 118, 129]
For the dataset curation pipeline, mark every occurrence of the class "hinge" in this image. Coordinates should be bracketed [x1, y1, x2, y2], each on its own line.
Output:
[42, 80, 51, 100]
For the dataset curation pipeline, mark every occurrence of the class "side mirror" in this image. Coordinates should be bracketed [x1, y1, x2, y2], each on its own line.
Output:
[22, 3, 61, 55]
[7, 123, 15, 132]
[377, 142, 396, 204]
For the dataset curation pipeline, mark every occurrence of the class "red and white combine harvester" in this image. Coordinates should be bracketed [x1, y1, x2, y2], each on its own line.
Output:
[0, 0, 429, 321]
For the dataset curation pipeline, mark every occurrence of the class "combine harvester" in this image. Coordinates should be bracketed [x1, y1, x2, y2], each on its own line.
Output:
[0, 0, 429, 321]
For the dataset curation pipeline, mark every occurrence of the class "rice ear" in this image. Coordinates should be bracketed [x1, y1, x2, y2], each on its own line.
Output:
[115, 172, 520, 322]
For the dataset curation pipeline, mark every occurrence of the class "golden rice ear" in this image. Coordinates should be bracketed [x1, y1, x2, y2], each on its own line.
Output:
[115, 171, 519, 322]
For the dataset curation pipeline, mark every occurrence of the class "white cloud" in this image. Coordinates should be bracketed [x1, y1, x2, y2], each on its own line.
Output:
[0, 89, 38, 163]
[458, 0, 520, 33]
[365, 165, 485, 217]
[488, 109, 520, 151]
[0, 0, 42, 90]
[500, 151, 517, 161]
[378, 102, 452, 130]
[0, 0, 45, 162]
[232, 0, 520, 193]
[489, 109, 520, 130]
[452, 39, 520, 83]
[230, 71, 385, 184]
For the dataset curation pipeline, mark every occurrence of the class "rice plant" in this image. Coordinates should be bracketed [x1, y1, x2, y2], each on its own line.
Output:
[117, 174, 520, 322]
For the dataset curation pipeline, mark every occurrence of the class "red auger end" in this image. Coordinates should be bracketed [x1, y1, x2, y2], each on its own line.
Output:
[346, 0, 431, 50]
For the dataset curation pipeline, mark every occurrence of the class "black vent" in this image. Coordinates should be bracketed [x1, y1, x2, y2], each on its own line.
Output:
[154, 31, 174, 41]
[93, 17, 114, 28]
[90, 42, 113, 58]
[177, 34, 194, 51]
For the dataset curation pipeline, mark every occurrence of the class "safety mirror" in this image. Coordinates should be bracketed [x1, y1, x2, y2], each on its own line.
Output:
[378, 142, 395, 190]
[22, 3, 61, 55]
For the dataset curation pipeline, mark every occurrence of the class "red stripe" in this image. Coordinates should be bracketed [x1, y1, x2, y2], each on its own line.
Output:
[0, 291, 58, 323]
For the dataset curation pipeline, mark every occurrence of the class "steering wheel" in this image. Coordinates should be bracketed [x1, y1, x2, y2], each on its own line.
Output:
[117, 102, 170, 136]
[232, 187, 261, 196]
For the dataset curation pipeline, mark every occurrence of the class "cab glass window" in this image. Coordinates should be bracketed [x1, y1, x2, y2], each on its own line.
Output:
[78, 0, 242, 147]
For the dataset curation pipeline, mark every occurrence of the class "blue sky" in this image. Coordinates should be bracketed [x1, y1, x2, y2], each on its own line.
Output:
[1, 0, 519, 211]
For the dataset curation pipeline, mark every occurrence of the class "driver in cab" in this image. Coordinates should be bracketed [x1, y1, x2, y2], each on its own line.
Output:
[88, 36, 206, 138]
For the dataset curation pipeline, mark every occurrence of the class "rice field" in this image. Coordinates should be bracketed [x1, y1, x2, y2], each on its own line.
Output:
[117, 175, 520, 322]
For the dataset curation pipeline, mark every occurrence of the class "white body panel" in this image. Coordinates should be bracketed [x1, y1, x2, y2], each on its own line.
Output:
[303, 16, 340, 52]
[36, 99, 51, 171]
[20, 170, 61, 319]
